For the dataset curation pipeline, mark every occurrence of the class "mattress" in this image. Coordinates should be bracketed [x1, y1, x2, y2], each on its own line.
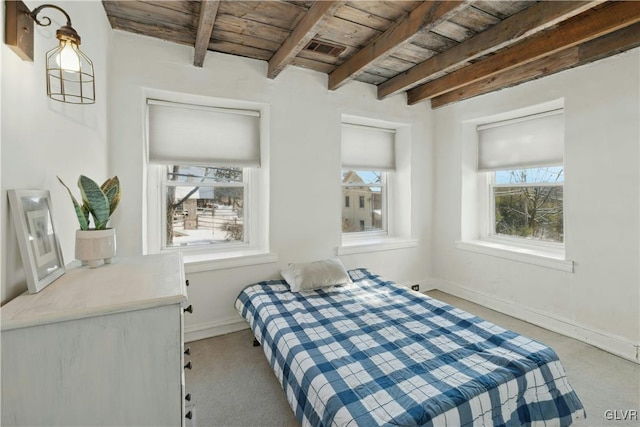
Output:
[235, 268, 585, 426]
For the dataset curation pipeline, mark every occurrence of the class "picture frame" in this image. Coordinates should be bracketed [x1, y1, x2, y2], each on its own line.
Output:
[8, 190, 65, 293]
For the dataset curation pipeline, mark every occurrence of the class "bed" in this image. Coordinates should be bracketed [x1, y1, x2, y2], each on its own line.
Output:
[235, 268, 585, 426]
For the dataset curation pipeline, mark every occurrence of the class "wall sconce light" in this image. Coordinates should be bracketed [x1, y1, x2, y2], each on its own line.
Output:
[5, 0, 95, 104]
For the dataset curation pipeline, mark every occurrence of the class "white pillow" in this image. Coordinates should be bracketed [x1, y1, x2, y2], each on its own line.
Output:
[281, 257, 352, 292]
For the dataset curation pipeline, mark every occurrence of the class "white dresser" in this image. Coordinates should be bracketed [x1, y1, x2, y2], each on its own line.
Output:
[1, 253, 191, 427]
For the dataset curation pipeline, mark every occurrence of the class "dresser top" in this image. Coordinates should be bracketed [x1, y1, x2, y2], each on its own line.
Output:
[1, 253, 187, 331]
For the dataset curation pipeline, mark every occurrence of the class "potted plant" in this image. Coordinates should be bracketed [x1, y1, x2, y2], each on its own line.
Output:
[58, 175, 120, 268]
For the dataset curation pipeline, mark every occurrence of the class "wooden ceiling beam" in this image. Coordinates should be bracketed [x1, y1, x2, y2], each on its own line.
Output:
[108, 16, 196, 46]
[378, 1, 602, 99]
[328, 1, 470, 91]
[407, 1, 640, 105]
[268, 1, 343, 79]
[430, 22, 640, 108]
[193, 0, 220, 67]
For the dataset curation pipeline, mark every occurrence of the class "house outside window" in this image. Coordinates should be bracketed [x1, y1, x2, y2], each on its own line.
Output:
[341, 170, 385, 233]
[477, 108, 565, 245]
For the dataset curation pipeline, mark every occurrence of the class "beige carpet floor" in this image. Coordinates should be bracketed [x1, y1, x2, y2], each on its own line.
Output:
[185, 290, 639, 427]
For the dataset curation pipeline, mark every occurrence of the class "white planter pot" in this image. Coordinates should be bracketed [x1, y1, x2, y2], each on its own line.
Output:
[75, 229, 116, 268]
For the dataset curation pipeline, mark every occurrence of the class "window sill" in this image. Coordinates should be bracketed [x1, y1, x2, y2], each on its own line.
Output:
[455, 239, 573, 272]
[181, 249, 278, 273]
[338, 237, 418, 255]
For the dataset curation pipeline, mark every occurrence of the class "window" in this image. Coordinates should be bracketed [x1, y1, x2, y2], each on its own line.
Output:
[478, 108, 564, 245]
[341, 123, 395, 236]
[164, 165, 246, 248]
[492, 167, 564, 242]
[345, 196, 350, 208]
[146, 99, 263, 253]
[457, 101, 572, 271]
[341, 170, 385, 233]
[337, 115, 416, 255]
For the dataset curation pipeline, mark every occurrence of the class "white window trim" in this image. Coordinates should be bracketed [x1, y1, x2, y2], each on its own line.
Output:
[459, 99, 573, 271]
[143, 89, 274, 271]
[182, 250, 278, 274]
[461, 170, 571, 271]
[485, 171, 565, 249]
[338, 237, 418, 255]
[341, 171, 388, 236]
[454, 239, 572, 272]
[158, 167, 254, 253]
[147, 166, 276, 271]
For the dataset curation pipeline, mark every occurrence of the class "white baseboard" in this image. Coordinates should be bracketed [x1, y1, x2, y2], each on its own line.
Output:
[427, 277, 639, 364]
[185, 316, 249, 343]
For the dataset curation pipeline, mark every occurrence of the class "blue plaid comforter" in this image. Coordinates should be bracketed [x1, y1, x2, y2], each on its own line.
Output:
[235, 269, 585, 427]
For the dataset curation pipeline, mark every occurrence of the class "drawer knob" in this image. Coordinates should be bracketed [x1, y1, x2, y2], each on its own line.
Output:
[184, 305, 193, 314]
[186, 279, 190, 287]
[185, 393, 191, 402]
[184, 347, 191, 356]
[186, 410, 193, 420]
[184, 361, 192, 370]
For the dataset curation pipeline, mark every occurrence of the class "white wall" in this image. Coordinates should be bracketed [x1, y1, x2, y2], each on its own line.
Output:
[431, 48, 640, 361]
[108, 31, 433, 339]
[1, 1, 111, 303]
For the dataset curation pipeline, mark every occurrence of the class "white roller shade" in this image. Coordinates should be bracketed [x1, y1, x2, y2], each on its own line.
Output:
[147, 99, 261, 167]
[341, 124, 396, 171]
[477, 109, 564, 171]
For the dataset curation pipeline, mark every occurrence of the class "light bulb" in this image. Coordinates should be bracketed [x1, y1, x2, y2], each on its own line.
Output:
[55, 41, 81, 72]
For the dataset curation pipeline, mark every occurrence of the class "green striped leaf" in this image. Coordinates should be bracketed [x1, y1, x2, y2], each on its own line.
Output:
[79, 175, 110, 229]
[101, 176, 121, 215]
[57, 176, 90, 230]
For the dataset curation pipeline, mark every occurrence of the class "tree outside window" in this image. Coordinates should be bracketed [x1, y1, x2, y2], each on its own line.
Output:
[165, 165, 245, 247]
[493, 166, 563, 243]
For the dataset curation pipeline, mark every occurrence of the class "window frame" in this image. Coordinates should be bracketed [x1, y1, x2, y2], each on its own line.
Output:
[160, 165, 250, 251]
[147, 165, 261, 255]
[485, 170, 565, 250]
[341, 170, 388, 238]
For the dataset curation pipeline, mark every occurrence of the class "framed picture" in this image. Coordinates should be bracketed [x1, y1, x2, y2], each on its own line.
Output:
[7, 190, 65, 293]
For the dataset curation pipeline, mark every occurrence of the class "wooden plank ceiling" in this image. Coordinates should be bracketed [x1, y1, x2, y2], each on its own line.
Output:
[102, 0, 640, 108]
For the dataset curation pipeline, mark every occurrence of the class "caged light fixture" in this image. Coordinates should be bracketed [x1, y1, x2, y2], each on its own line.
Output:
[5, 0, 95, 104]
